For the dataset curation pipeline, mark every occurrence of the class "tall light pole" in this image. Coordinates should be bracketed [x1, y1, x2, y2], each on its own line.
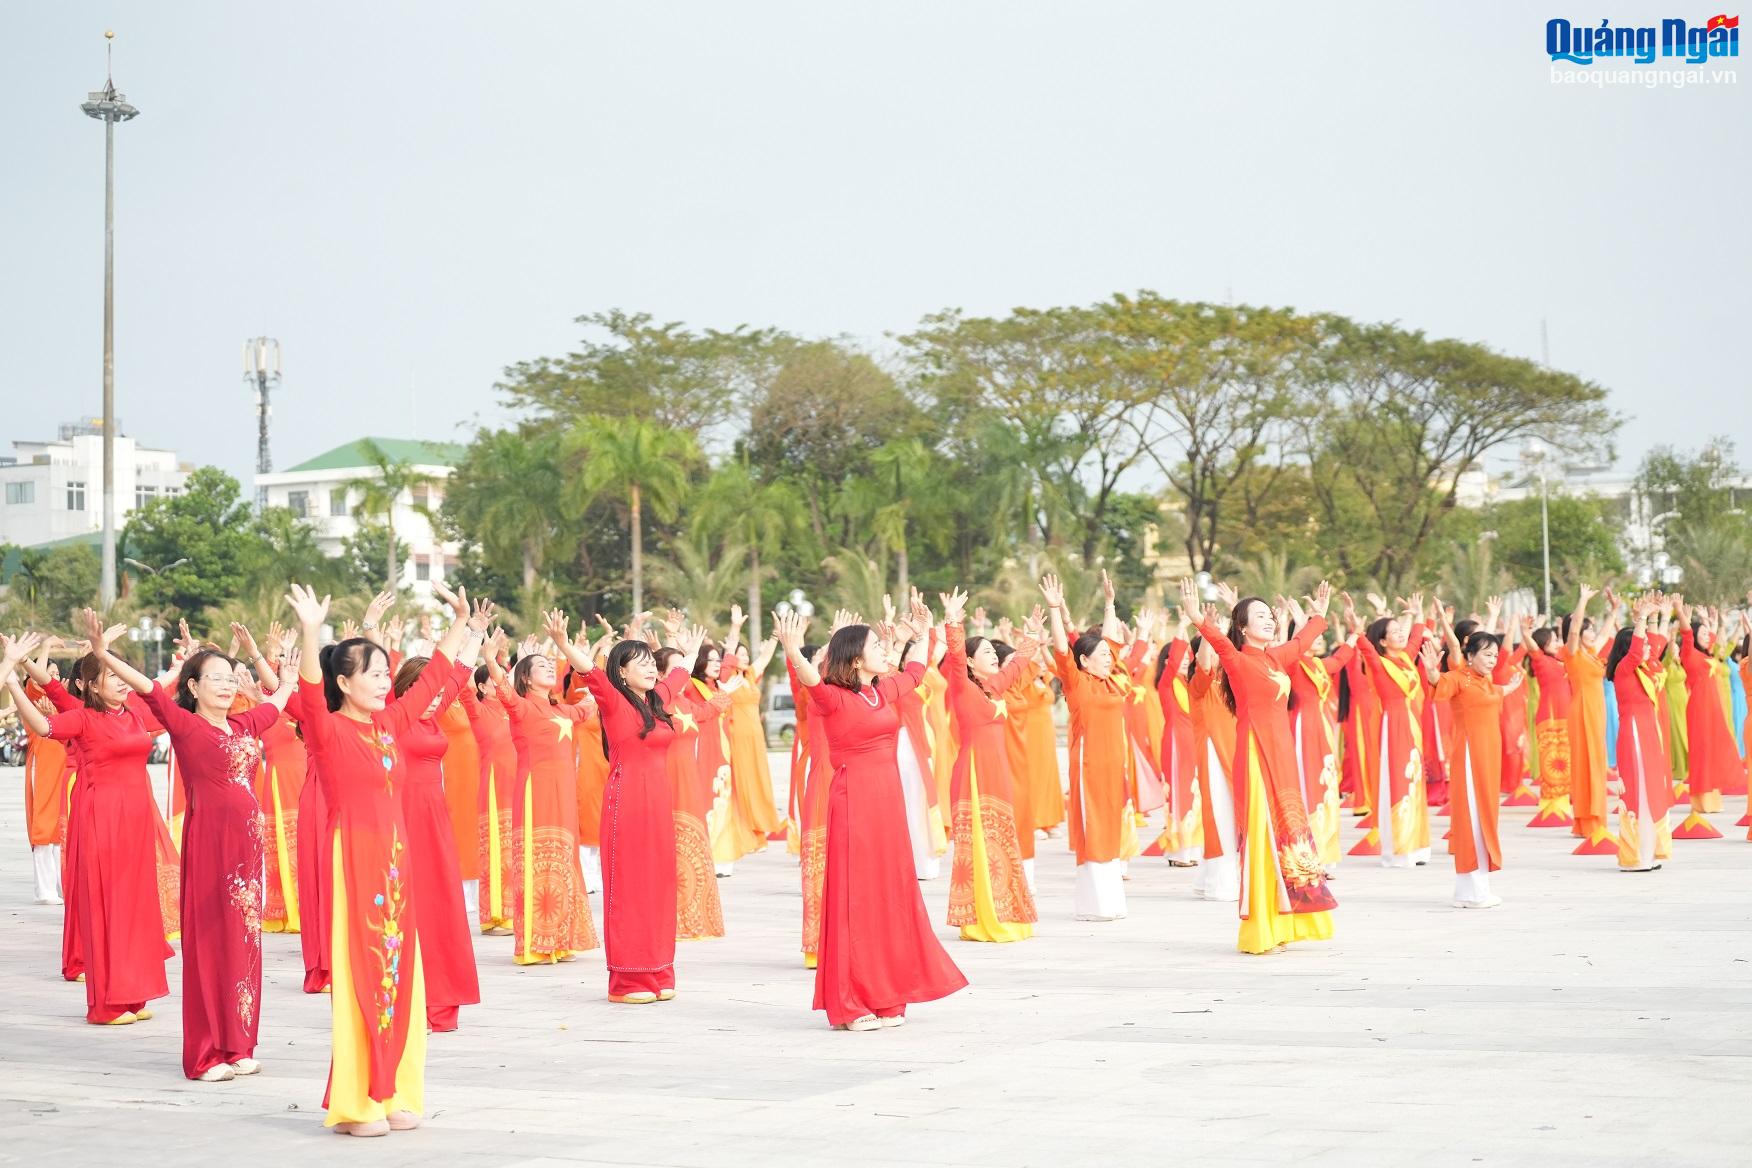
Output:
[244, 338, 282, 509]
[1525, 438, 1553, 621]
[81, 31, 140, 609]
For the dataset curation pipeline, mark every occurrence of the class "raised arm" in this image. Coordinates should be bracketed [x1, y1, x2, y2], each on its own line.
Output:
[773, 610, 819, 689]
[2, 633, 53, 737]
[1040, 574, 1071, 656]
[285, 583, 330, 687]
[74, 608, 156, 696]
[722, 605, 744, 660]
[429, 581, 490, 667]
[1567, 585, 1596, 654]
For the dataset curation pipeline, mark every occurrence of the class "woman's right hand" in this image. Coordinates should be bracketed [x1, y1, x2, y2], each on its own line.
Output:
[285, 583, 331, 631]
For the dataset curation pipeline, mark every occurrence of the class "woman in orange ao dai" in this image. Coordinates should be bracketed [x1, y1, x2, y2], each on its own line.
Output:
[1041, 573, 1131, 921]
[1431, 609, 1520, 909]
[941, 591, 1042, 943]
[1183, 577, 1337, 955]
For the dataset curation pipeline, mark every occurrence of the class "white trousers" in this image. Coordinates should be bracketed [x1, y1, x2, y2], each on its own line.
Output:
[1453, 758, 1494, 904]
[1377, 724, 1432, 868]
[1074, 860, 1127, 920]
[32, 844, 62, 903]
[461, 877, 480, 918]
[1192, 743, 1238, 902]
[896, 729, 941, 880]
[577, 846, 603, 893]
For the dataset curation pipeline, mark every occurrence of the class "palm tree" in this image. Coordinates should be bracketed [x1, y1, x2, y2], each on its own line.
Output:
[1227, 547, 1321, 605]
[649, 530, 748, 619]
[836, 438, 945, 598]
[821, 544, 892, 620]
[345, 439, 438, 592]
[562, 416, 696, 615]
[1440, 538, 1512, 619]
[446, 430, 563, 590]
[691, 460, 806, 644]
[1669, 517, 1752, 604]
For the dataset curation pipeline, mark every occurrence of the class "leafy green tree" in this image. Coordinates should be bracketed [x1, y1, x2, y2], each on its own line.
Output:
[1481, 495, 1624, 591]
[121, 466, 254, 618]
[1632, 439, 1752, 600]
[345, 439, 437, 591]
[341, 523, 411, 595]
[1296, 316, 1617, 589]
[649, 530, 748, 620]
[563, 416, 698, 615]
[1104, 294, 1315, 574]
[690, 459, 807, 643]
[240, 506, 348, 594]
[443, 428, 564, 590]
[497, 310, 788, 442]
[745, 340, 923, 546]
[903, 304, 1153, 563]
[3, 543, 101, 627]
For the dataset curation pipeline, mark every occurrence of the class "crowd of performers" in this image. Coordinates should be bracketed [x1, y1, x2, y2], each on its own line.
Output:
[6, 574, 1750, 1134]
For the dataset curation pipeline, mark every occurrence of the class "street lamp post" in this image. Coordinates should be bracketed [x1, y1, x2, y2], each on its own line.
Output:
[1526, 439, 1553, 621]
[81, 32, 140, 609]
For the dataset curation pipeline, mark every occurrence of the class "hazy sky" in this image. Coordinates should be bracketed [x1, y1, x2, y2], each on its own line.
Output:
[3, 2, 1745, 490]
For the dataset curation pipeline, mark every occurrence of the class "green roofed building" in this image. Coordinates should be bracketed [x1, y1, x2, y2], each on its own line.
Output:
[255, 437, 468, 596]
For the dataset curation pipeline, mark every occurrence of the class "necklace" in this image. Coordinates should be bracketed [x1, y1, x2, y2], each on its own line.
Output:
[858, 684, 882, 709]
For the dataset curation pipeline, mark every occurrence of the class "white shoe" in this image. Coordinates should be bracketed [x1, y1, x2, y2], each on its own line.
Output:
[228, 1058, 261, 1076]
[834, 1014, 881, 1032]
[879, 1015, 907, 1029]
[34, 896, 64, 906]
[1453, 896, 1503, 909]
[197, 1064, 235, 1082]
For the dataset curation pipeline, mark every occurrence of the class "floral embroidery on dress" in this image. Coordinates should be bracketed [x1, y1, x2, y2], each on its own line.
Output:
[370, 835, 409, 1034]
[219, 732, 264, 789]
[227, 871, 263, 937]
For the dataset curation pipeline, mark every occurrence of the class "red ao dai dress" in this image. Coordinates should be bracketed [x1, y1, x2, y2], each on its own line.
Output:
[139, 686, 284, 1077]
[808, 661, 968, 1026]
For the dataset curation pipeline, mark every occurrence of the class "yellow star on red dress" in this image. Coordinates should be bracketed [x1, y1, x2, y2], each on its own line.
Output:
[549, 714, 574, 741]
[673, 710, 699, 735]
[989, 696, 1009, 720]
[1266, 668, 1291, 702]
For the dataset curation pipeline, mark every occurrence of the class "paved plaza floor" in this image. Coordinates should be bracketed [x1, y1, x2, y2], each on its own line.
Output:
[2, 758, 1748, 1167]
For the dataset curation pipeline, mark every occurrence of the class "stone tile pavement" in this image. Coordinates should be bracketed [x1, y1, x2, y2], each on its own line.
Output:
[1, 758, 1747, 1167]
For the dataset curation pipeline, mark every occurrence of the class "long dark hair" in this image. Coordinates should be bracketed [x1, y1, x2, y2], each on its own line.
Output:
[511, 652, 554, 700]
[70, 651, 121, 711]
[1366, 616, 1393, 657]
[691, 639, 722, 685]
[605, 638, 673, 739]
[175, 649, 238, 713]
[1070, 627, 1106, 674]
[318, 637, 387, 713]
[1531, 626, 1557, 653]
[392, 654, 428, 698]
[822, 625, 873, 692]
[964, 635, 995, 687]
[1604, 627, 1638, 681]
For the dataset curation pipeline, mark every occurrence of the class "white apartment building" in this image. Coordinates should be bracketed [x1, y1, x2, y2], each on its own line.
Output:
[0, 420, 190, 548]
[255, 437, 468, 600]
